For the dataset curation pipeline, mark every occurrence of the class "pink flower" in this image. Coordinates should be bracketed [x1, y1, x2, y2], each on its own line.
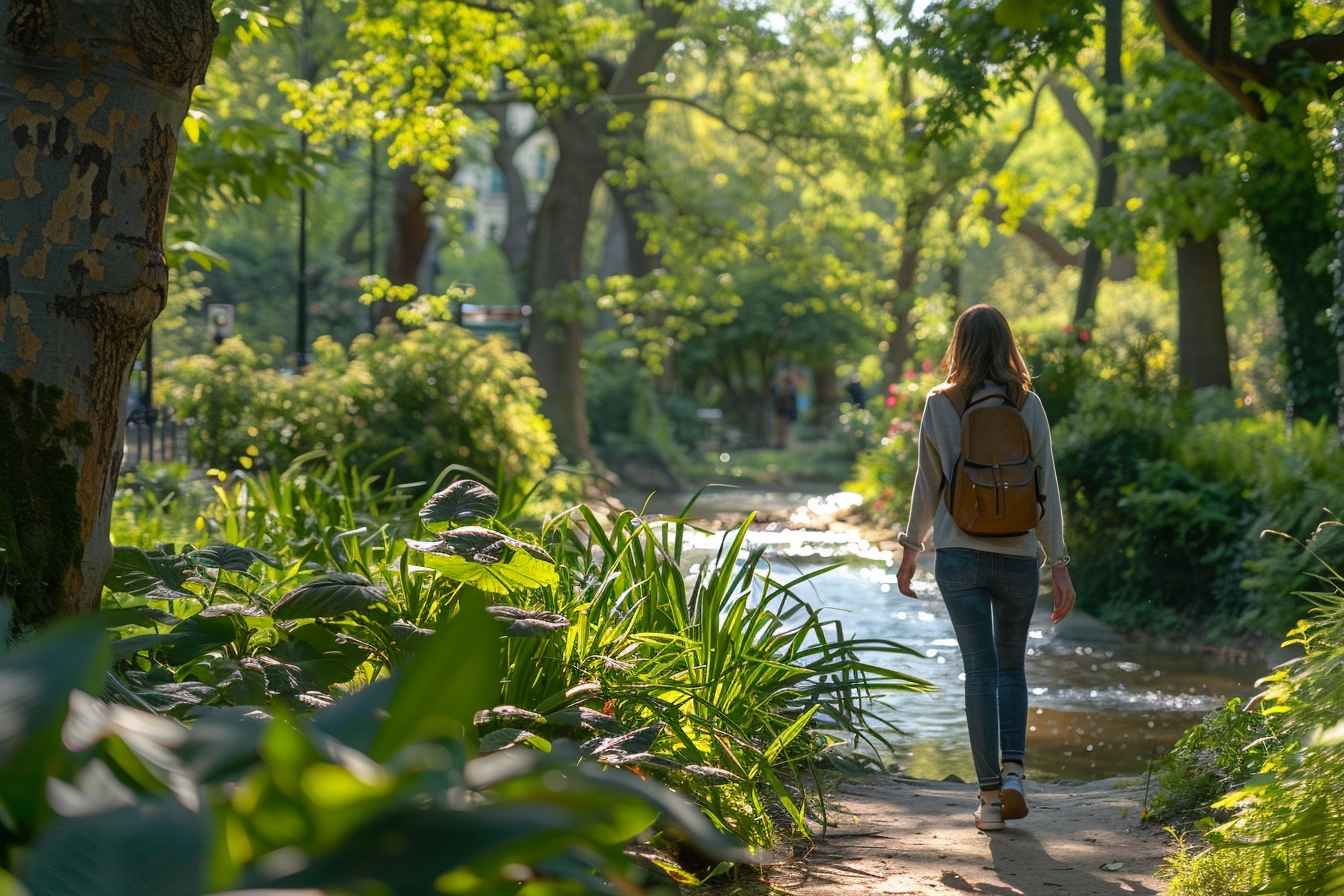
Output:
[1062, 324, 1074, 334]
[905, 370, 916, 380]
[886, 395, 898, 407]
[888, 383, 898, 394]
[921, 359, 933, 372]
[1078, 329, 1091, 343]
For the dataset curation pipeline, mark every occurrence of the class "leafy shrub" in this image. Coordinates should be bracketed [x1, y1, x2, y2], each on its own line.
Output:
[1054, 374, 1344, 636]
[159, 323, 557, 489]
[1144, 697, 1272, 824]
[0, 605, 750, 895]
[844, 375, 944, 530]
[1162, 543, 1344, 895]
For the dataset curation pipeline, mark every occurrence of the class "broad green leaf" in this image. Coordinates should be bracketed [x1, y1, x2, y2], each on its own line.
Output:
[269, 624, 369, 690]
[370, 598, 501, 761]
[159, 614, 238, 666]
[486, 606, 571, 637]
[479, 728, 551, 753]
[419, 479, 499, 532]
[409, 530, 558, 594]
[0, 617, 110, 834]
[270, 573, 388, 620]
[22, 799, 206, 896]
[187, 543, 278, 573]
[474, 706, 545, 727]
[102, 547, 194, 598]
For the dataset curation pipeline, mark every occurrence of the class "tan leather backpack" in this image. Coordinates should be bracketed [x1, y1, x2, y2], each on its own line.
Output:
[942, 386, 1045, 537]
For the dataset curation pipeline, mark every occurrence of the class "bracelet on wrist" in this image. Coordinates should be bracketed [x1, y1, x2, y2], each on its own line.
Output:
[898, 534, 923, 552]
[1049, 556, 1071, 568]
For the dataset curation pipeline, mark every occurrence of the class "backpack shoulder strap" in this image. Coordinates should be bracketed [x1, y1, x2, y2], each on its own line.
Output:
[942, 386, 968, 417]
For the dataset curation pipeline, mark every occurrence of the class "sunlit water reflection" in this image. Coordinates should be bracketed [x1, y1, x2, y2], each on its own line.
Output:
[679, 517, 1267, 783]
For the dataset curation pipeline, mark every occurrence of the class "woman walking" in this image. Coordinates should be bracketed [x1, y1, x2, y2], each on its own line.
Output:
[896, 304, 1076, 832]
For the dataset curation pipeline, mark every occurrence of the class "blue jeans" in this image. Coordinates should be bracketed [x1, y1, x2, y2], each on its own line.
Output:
[935, 548, 1042, 791]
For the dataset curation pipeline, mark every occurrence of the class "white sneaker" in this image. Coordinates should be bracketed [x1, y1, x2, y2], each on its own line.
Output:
[1001, 773, 1028, 820]
[975, 798, 1004, 831]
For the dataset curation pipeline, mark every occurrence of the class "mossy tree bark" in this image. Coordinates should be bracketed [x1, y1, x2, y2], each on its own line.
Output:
[0, 0, 216, 627]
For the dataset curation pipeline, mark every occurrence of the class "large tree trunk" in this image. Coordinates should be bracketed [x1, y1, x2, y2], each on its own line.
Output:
[1170, 158, 1231, 390]
[0, 0, 216, 627]
[1074, 0, 1123, 324]
[1175, 233, 1231, 390]
[525, 105, 610, 462]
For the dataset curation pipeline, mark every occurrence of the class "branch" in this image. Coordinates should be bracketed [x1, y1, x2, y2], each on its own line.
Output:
[1267, 29, 1344, 67]
[983, 199, 1081, 269]
[612, 92, 812, 168]
[983, 80, 1046, 176]
[1049, 80, 1100, 166]
[609, 0, 685, 98]
[1150, 0, 1267, 119]
[1206, 0, 1234, 64]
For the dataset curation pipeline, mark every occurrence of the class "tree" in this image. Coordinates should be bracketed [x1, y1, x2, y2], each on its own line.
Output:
[1, 0, 217, 627]
[1150, 0, 1344, 422]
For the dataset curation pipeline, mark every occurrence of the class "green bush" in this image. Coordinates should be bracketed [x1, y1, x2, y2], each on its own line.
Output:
[1144, 697, 1272, 824]
[160, 323, 557, 489]
[1162, 544, 1344, 895]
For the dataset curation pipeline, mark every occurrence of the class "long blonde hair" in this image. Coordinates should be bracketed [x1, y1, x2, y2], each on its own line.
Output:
[934, 304, 1033, 404]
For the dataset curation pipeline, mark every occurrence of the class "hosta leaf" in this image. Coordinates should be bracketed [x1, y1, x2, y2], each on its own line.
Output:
[545, 707, 626, 734]
[0, 618, 110, 834]
[270, 624, 369, 690]
[486, 606, 571, 637]
[270, 573, 388, 620]
[409, 532, 559, 595]
[187, 543, 278, 573]
[479, 728, 551, 753]
[159, 614, 238, 666]
[118, 680, 219, 712]
[258, 656, 304, 697]
[99, 606, 182, 628]
[419, 480, 499, 532]
[195, 603, 266, 619]
[474, 706, 546, 727]
[103, 547, 195, 598]
[22, 798, 206, 896]
[387, 619, 434, 645]
[597, 723, 664, 757]
[597, 751, 683, 771]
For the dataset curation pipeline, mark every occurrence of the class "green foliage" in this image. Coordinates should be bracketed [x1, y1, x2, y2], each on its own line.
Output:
[844, 375, 944, 530]
[159, 323, 556, 488]
[96, 456, 928, 862]
[1162, 547, 1344, 895]
[1144, 697, 1272, 824]
[0, 605, 749, 894]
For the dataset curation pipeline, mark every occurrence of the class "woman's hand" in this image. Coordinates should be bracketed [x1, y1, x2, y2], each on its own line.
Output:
[1051, 565, 1076, 624]
[897, 546, 919, 598]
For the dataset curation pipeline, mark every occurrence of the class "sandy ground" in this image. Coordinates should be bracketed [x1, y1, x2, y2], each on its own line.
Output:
[738, 775, 1173, 896]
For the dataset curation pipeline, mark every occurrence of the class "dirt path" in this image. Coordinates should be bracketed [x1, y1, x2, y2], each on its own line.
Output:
[755, 775, 1172, 896]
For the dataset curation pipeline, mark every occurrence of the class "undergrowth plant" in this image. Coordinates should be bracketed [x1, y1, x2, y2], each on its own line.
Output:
[94, 455, 929, 860]
[1160, 528, 1344, 894]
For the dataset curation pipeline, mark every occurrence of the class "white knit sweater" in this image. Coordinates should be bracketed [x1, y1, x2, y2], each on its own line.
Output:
[902, 380, 1069, 565]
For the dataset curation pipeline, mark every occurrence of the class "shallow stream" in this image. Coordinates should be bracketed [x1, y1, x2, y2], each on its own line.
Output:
[670, 495, 1269, 783]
